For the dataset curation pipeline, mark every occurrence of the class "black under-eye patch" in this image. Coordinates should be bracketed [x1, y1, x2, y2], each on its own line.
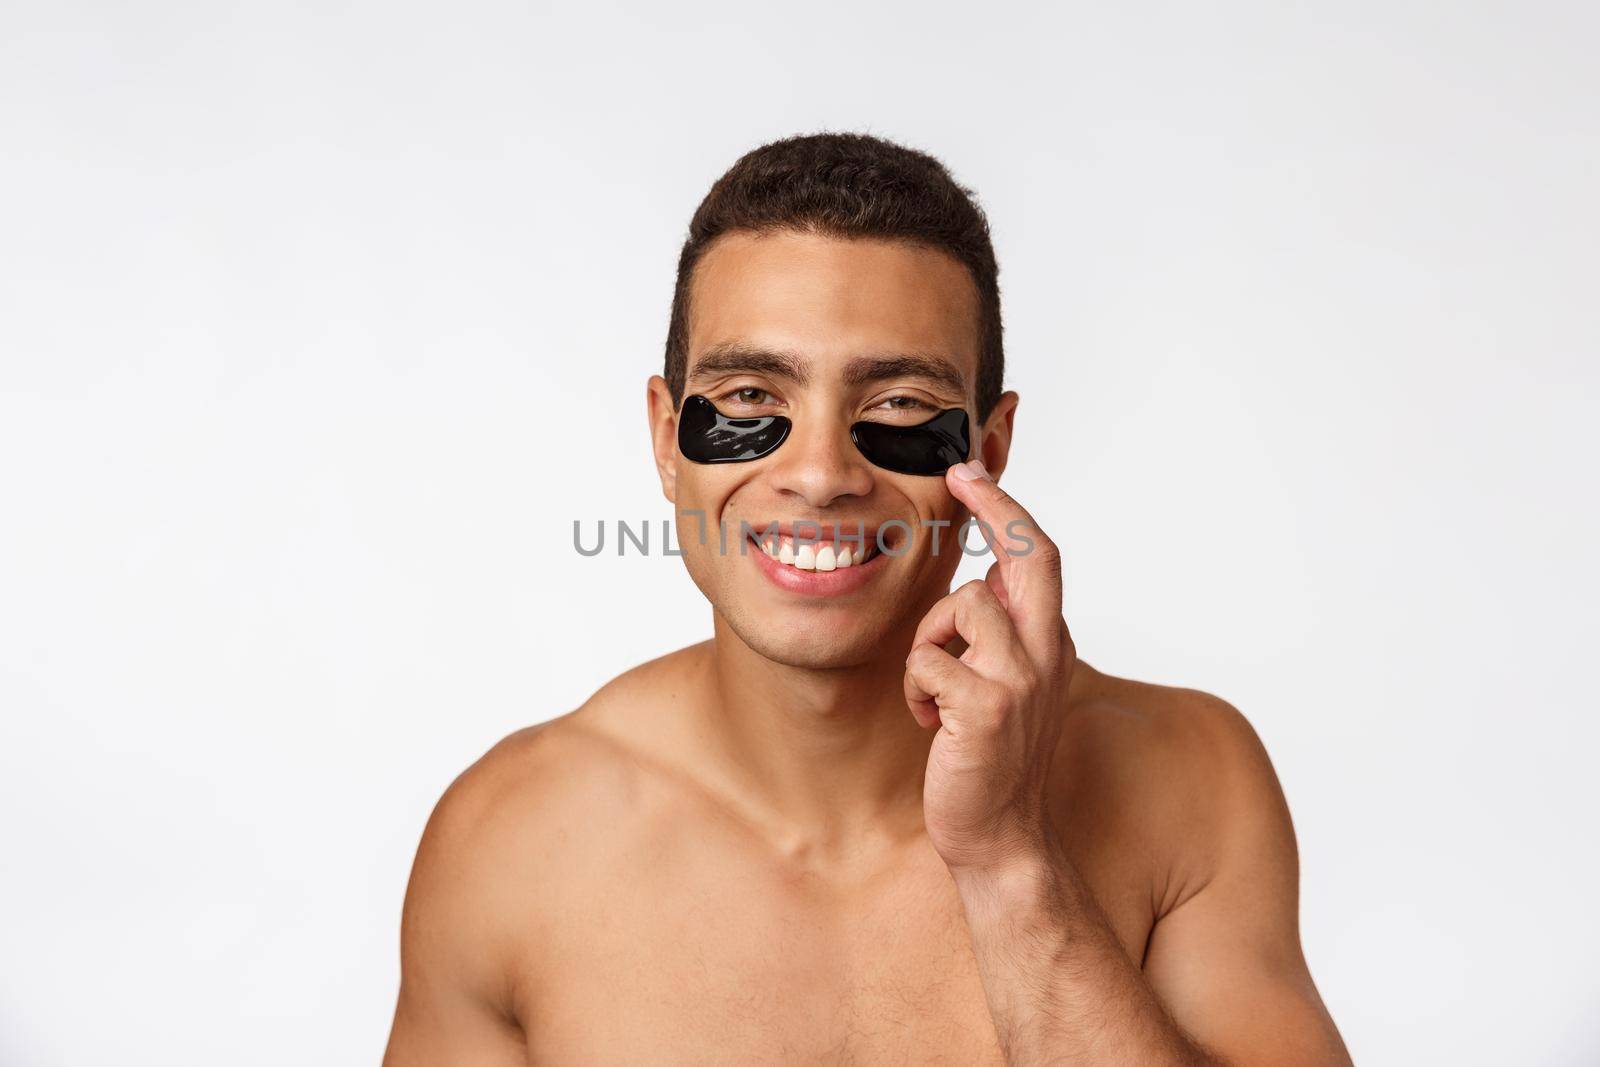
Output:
[850, 407, 970, 476]
[676, 394, 792, 463]
[676, 394, 971, 476]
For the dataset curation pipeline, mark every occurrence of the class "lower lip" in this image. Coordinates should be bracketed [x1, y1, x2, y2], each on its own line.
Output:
[747, 537, 888, 597]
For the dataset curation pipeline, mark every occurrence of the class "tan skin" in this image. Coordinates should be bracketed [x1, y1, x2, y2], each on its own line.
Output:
[382, 231, 1352, 1065]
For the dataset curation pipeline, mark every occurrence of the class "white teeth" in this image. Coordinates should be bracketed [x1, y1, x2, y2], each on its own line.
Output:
[756, 533, 875, 571]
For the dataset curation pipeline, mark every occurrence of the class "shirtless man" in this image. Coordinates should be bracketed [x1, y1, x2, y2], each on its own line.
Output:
[382, 133, 1352, 1065]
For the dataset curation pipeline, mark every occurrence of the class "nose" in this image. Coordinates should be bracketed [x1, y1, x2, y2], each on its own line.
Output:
[764, 413, 874, 508]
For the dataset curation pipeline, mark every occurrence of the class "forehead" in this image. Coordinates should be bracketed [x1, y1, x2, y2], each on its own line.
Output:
[687, 230, 980, 382]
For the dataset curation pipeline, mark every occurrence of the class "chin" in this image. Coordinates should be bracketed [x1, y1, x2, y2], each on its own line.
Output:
[725, 614, 896, 670]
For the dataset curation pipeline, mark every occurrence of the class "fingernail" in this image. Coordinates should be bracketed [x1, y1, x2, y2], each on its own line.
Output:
[951, 460, 990, 482]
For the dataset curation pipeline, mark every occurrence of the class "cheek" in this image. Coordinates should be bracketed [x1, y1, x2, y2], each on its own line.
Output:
[890, 483, 966, 559]
[669, 470, 752, 566]
[905, 483, 963, 527]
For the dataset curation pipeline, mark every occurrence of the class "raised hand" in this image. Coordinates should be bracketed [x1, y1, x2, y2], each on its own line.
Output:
[905, 460, 1078, 873]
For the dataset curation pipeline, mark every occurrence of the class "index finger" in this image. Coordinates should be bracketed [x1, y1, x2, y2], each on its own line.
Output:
[945, 460, 1063, 651]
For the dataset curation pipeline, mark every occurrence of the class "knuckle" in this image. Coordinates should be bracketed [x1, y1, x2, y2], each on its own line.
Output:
[1009, 661, 1040, 693]
[955, 579, 992, 604]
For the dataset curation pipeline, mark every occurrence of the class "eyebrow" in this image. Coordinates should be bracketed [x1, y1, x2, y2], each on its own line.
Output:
[688, 343, 811, 386]
[688, 344, 967, 397]
[842, 354, 967, 396]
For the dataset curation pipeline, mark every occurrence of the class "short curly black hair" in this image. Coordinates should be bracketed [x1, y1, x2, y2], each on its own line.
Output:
[663, 132, 1004, 421]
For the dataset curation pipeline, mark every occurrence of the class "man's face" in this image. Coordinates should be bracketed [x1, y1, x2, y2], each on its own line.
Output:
[648, 230, 1016, 669]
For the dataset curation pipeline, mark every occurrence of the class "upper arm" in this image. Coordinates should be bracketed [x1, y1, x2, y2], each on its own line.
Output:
[1140, 696, 1351, 1066]
[382, 743, 535, 1067]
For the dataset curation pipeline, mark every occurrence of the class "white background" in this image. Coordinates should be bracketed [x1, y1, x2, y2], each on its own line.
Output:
[2, 2, 1596, 1064]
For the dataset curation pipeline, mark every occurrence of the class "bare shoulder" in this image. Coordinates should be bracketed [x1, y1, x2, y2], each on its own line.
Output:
[1065, 679, 1349, 1063]
[416, 641, 712, 876]
[385, 648, 709, 1061]
[1063, 662, 1280, 797]
[399, 643, 710, 979]
[1055, 662, 1295, 913]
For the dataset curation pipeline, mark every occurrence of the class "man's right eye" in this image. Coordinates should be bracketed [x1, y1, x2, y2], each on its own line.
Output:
[725, 387, 774, 406]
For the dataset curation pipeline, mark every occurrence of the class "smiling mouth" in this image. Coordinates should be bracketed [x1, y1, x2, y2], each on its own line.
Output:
[747, 531, 883, 572]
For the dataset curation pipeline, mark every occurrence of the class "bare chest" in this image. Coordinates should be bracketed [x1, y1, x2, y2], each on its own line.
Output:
[515, 838, 1151, 1065]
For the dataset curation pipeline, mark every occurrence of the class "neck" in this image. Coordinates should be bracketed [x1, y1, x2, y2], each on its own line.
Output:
[689, 612, 937, 863]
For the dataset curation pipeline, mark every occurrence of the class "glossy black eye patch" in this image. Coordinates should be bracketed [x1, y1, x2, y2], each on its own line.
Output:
[677, 394, 970, 476]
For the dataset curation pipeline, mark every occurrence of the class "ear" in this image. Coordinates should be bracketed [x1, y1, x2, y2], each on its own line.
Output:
[976, 390, 1019, 482]
[646, 375, 680, 503]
